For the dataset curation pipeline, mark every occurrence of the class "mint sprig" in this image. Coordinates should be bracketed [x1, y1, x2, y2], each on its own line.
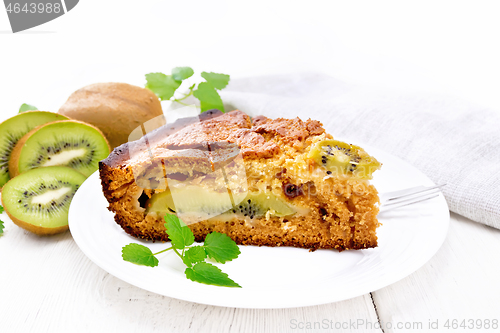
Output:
[145, 67, 230, 113]
[0, 204, 4, 214]
[122, 214, 241, 288]
[122, 243, 159, 267]
[19, 103, 38, 113]
[185, 262, 240, 288]
[204, 232, 241, 263]
[172, 67, 194, 81]
[200, 72, 230, 90]
[193, 82, 225, 114]
[164, 214, 194, 249]
[145, 73, 181, 101]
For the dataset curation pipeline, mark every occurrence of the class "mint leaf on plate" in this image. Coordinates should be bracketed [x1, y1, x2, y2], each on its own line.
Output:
[193, 82, 224, 113]
[172, 67, 194, 81]
[182, 245, 207, 267]
[164, 214, 194, 249]
[0, 204, 4, 214]
[204, 232, 241, 263]
[201, 72, 230, 90]
[121, 214, 241, 287]
[122, 243, 159, 267]
[185, 262, 241, 288]
[19, 103, 38, 113]
[0, 220, 4, 235]
[145, 73, 182, 100]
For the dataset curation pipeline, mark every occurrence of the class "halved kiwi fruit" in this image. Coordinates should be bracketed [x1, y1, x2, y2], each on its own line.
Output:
[1, 166, 87, 235]
[146, 187, 295, 222]
[0, 111, 69, 187]
[9, 120, 110, 178]
[308, 139, 381, 179]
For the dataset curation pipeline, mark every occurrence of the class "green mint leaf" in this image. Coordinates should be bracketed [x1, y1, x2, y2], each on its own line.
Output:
[204, 232, 240, 263]
[172, 67, 194, 81]
[122, 243, 159, 267]
[185, 262, 241, 288]
[19, 103, 38, 113]
[193, 82, 224, 113]
[201, 72, 230, 90]
[164, 214, 194, 249]
[0, 220, 4, 234]
[183, 245, 207, 267]
[0, 205, 4, 214]
[145, 73, 181, 101]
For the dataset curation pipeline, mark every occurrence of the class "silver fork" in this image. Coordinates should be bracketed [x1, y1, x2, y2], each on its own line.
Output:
[379, 184, 445, 212]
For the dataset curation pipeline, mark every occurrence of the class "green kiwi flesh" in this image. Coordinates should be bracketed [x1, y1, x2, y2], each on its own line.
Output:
[14, 120, 110, 177]
[1, 166, 86, 234]
[308, 139, 381, 179]
[145, 187, 295, 221]
[0, 111, 68, 187]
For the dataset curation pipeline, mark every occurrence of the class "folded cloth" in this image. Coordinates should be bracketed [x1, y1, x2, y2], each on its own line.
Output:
[220, 73, 500, 230]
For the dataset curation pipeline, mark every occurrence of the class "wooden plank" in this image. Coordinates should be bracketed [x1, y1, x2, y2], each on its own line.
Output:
[372, 212, 500, 333]
[0, 215, 382, 333]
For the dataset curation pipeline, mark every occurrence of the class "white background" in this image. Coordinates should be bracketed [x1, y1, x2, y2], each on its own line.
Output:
[1, 0, 500, 117]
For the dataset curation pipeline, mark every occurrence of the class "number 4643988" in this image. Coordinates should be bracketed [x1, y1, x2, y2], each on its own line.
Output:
[6, 2, 62, 14]
[444, 319, 498, 330]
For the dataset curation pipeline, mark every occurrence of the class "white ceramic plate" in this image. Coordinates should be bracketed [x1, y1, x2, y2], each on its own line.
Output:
[69, 146, 449, 309]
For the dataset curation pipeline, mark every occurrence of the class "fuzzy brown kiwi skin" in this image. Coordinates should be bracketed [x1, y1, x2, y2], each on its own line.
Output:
[58, 82, 163, 150]
[0, 189, 68, 235]
[8, 119, 111, 178]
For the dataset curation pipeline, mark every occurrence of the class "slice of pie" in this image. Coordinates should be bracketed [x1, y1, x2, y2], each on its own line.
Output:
[99, 110, 381, 251]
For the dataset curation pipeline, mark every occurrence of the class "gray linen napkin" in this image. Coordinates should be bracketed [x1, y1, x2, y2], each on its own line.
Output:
[220, 73, 500, 230]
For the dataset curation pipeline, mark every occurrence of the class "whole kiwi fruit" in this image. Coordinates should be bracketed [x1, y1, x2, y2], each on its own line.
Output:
[58, 82, 163, 150]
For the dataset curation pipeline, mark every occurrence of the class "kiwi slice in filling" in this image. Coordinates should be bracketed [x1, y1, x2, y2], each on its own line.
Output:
[228, 191, 296, 218]
[9, 120, 110, 178]
[308, 139, 381, 179]
[146, 187, 295, 222]
[0, 111, 69, 187]
[1, 166, 87, 235]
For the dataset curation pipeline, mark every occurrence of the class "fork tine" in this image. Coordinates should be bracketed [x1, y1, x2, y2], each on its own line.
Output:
[380, 193, 440, 212]
[381, 188, 442, 207]
[379, 184, 445, 212]
[379, 184, 445, 203]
